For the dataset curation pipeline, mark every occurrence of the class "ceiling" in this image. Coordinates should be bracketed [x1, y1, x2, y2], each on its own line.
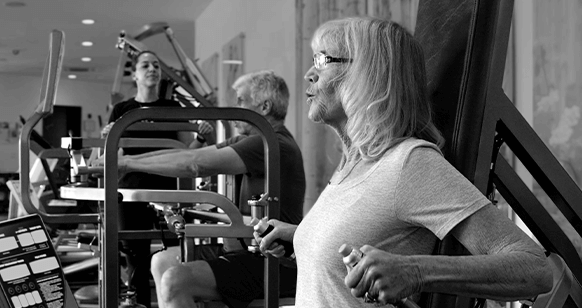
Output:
[0, 0, 213, 83]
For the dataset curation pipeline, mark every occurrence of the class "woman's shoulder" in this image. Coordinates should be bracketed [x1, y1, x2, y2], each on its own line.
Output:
[367, 138, 444, 175]
[386, 138, 442, 160]
[362, 139, 449, 189]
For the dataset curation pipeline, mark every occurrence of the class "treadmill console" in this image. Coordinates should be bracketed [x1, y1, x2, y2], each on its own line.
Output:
[0, 214, 78, 308]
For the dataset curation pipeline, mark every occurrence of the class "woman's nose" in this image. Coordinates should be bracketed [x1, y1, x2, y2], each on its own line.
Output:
[304, 66, 318, 83]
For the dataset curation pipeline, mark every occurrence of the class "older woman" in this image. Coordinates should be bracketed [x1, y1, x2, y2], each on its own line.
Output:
[256, 17, 552, 307]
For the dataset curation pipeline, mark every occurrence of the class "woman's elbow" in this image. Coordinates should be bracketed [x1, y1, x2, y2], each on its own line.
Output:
[530, 255, 554, 296]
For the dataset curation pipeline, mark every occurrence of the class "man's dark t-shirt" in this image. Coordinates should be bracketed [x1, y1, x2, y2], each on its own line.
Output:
[216, 123, 305, 225]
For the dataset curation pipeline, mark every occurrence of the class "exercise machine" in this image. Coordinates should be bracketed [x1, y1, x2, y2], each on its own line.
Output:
[112, 22, 215, 109]
[0, 214, 79, 308]
[59, 106, 282, 308]
[111, 21, 237, 202]
[416, 0, 582, 306]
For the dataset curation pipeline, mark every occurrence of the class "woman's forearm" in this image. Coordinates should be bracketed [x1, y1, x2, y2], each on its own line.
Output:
[416, 251, 552, 300]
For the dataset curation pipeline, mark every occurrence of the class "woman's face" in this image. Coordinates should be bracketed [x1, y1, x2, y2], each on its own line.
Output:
[303, 44, 347, 128]
[133, 53, 161, 89]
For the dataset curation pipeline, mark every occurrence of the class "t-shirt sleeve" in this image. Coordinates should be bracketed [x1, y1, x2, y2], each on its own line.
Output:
[108, 103, 122, 123]
[216, 135, 247, 149]
[227, 134, 265, 177]
[394, 146, 491, 239]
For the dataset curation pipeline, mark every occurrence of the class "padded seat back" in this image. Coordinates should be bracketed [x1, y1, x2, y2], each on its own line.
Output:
[416, 0, 582, 307]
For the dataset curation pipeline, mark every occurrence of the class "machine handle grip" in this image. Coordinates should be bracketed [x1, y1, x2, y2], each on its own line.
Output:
[255, 220, 294, 258]
[74, 166, 104, 175]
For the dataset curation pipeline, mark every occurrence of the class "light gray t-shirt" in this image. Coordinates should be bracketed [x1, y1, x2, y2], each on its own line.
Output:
[293, 138, 490, 307]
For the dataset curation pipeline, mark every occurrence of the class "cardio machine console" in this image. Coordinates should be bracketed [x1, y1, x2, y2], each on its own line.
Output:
[0, 214, 78, 308]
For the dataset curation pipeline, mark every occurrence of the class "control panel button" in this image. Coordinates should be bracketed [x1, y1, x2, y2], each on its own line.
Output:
[18, 294, 28, 307]
[32, 291, 42, 304]
[11, 296, 22, 308]
[26, 293, 35, 306]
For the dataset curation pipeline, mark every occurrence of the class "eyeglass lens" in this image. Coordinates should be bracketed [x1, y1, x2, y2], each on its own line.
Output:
[313, 53, 325, 69]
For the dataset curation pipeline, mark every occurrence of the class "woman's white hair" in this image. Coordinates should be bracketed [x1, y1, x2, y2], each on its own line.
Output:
[312, 17, 444, 163]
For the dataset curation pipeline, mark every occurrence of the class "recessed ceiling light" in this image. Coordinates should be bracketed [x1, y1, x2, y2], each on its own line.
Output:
[68, 75, 77, 79]
[82, 19, 95, 25]
[223, 60, 243, 65]
[5, 1, 26, 7]
[81, 57, 92, 62]
[81, 41, 93, 47]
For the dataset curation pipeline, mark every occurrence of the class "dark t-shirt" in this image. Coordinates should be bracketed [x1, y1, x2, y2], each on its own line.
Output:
[216, 123, 305, 225]
[108, 98, 184, 190]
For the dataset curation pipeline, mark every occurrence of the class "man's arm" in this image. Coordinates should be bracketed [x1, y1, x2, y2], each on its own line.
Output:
[127, 148, 188, 159]
[122, 145, 247, 178]
[177, 131, 196, 148]
[187, 120, 216, 148]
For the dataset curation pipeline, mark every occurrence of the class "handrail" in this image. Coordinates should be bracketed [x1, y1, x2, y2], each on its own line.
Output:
[61, 137, 188, 150]
[38, 30, 64, 114]
[19, 29, 99, 225]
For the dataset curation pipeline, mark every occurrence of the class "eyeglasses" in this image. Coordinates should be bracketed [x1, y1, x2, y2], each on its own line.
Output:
[313, 52, 352, 69]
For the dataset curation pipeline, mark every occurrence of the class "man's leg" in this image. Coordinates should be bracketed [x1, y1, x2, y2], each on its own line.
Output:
[160, 260, 222, 308]
[151, 247, 180, 308]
